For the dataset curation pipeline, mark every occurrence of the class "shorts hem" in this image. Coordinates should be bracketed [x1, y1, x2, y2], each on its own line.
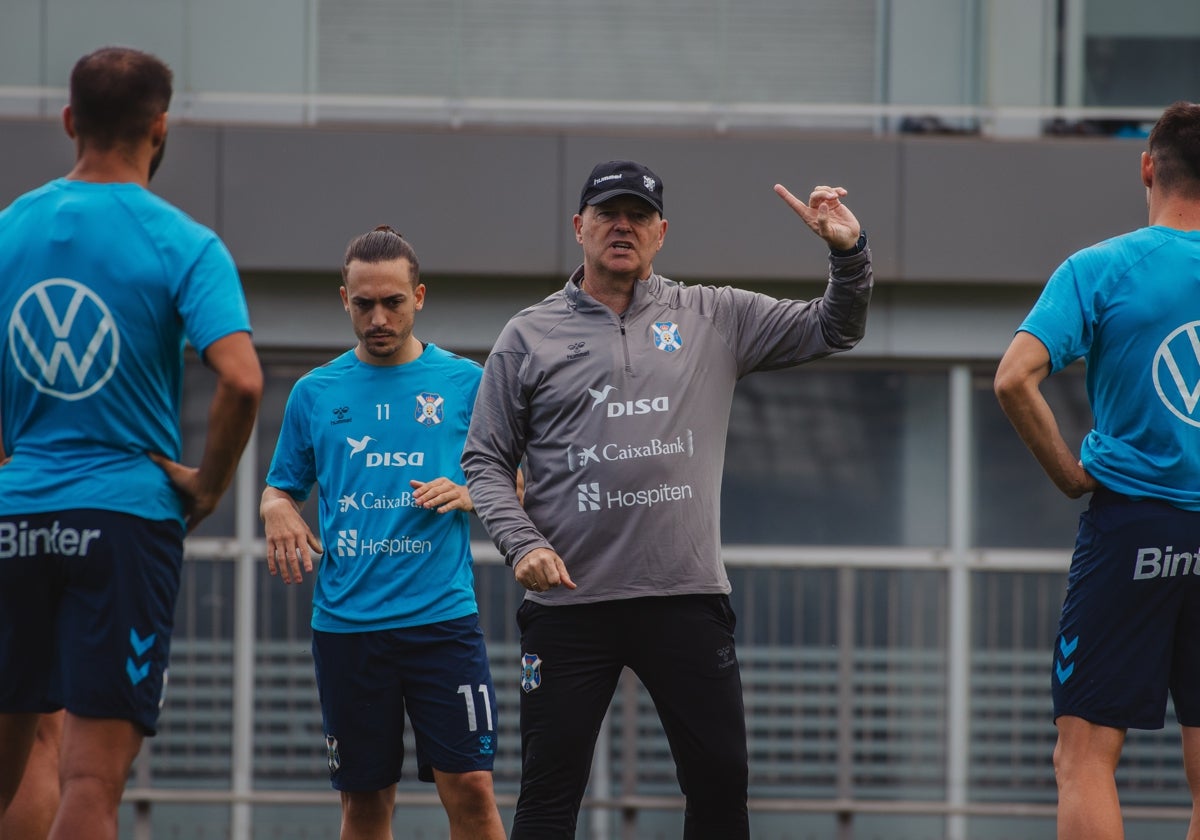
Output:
[1053, 709, 1165, 731]
[420, 760, 495, 782]
[330, 774, 403, 793]
[0, 701, 62, 715]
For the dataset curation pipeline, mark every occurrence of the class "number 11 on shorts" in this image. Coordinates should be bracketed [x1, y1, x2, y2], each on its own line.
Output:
[457, 684, 494, 731]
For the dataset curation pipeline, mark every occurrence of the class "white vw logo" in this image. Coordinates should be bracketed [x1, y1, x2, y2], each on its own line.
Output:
[1152, 320, 1200, 427]
[8, 278, 120, 401]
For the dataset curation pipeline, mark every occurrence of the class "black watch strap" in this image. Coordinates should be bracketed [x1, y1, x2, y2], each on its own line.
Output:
[830, 230, 867, 257]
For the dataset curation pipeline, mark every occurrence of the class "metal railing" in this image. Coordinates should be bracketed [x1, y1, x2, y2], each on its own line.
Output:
[0, 85, 1165, 136]
[114, 538, 1195, 840]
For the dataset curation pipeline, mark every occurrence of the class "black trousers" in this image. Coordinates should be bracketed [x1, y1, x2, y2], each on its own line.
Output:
[511, 594, 749, 839]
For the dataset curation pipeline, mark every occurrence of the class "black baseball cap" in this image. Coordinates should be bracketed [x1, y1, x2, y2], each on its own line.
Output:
[578, 160, 664, 215]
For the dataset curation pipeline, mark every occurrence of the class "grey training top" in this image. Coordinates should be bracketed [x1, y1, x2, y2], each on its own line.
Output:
[463, 245, 873, 605]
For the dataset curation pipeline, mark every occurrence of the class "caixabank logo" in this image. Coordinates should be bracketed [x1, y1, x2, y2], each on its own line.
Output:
[8, 278, 120, 400]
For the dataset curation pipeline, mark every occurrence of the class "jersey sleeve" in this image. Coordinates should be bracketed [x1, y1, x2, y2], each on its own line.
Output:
[177, 235, 253, 356]
[265, 379, 318, 501]
[463, 341, 552, 567]
[1017, 256, 1094, 374]
[708, 245, 873, 376]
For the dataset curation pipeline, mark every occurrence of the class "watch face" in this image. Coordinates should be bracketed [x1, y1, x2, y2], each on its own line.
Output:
[834, 232, 866, 254]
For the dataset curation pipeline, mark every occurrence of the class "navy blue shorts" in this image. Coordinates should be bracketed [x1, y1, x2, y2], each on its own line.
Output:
[0, 509, 183, 735]
[1053, 487, 1200, 730]
[312, 614, 498, 791]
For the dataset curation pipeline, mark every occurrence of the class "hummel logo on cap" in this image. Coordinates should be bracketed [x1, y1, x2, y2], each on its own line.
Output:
[578, 160, 664, 215]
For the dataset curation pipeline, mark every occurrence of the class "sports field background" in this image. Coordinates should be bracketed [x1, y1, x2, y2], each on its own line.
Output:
[4, 1, 1198, 838]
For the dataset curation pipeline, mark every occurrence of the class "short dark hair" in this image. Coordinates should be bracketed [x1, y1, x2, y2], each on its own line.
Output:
[342, 226, 421, 286]
[69, 46, 173, 149]
[1148, 100, 1200, 197]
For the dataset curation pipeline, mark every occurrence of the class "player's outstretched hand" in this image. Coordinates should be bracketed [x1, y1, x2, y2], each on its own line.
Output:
[148, 452, 221, 533]
[514, 547, 577, 593]
[774, 184, 861, 252]
[260, 490, 322, 584]
[411, 477, 474, 513]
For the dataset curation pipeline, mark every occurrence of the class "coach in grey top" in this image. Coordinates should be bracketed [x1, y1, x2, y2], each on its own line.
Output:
[463, 159, 872, 839]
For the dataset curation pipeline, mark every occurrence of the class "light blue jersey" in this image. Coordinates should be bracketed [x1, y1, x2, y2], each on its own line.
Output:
[266, 345, 482, 632]
[1020, 225, 1200, 509]
[0, 178, 252, 524]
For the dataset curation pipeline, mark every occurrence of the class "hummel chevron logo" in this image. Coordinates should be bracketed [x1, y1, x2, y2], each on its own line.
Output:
[130, 628, 156, 656]
[127, 628, 156, 685]
[1055, 634, 1079, 684]
[126, 658, 151, 685]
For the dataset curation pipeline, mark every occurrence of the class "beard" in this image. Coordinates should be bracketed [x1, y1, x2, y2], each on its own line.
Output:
[363, 339, 398, 358]
[361, 329, 402, 359]
[148, 135, 167, 181]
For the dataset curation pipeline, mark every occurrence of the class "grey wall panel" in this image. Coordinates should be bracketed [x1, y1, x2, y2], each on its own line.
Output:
[0, 121, 74, 202]
[243, 274, 553, 355]
[0, 0, 44, 89]
[560, 134, 901, 282]
[0, 121, 222, 230]
[44, 2, 186, 87]
[153, 125, 222, 229]
[0, 117, 1156, 289]
[727, 280, 1041, 363]
[1085, 0, 1200, 36]
[887, 0, 975, 108]
[187, 0, 311, 94]
[315, 0, 877, 104]
[863, 285, 1043, 360]
[218, 127, 564, 274]
[245, 273, 1045, 360]
[899, 136, 1147, 282]
[0, 114, 1144, 360]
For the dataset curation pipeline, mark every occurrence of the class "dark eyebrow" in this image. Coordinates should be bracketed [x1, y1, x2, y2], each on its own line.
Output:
[350, 293, 405, 307]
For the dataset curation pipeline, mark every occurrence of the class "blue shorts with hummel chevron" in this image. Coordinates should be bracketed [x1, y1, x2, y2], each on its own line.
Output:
[1053, 487, 1200, 729]
[0, 509, 183, 735]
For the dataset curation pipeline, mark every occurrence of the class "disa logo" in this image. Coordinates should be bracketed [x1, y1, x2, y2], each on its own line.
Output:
[585, 386, 670, 418]
[345, 435, 426, 466]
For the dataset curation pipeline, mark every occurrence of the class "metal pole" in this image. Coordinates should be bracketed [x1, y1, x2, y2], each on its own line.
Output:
[837, 566, 856, 840]
[231, 427, 259, 840]
[946, 365, 973, 840]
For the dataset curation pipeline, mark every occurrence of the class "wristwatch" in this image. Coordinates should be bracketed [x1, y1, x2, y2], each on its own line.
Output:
[830, 230, 867, 257]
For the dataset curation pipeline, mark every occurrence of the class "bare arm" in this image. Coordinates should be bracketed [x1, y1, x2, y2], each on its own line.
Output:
[150, 331, 263, 531]
[994, 331, 1097, 499]
[260, 484, 322, 583]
